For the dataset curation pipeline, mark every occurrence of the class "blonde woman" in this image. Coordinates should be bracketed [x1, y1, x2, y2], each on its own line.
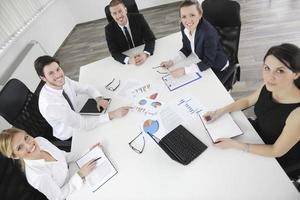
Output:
[0, 128, 98, 200]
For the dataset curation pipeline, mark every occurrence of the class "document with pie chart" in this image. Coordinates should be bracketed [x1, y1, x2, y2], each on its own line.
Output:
[133, 97, 164, 117]
[141, 106, 182, 140]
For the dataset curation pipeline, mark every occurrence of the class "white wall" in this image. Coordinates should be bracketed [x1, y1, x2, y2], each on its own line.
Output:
[0, 0, 76, 129]
[65, 0, 179, 24]
[0, 0, 76, 84]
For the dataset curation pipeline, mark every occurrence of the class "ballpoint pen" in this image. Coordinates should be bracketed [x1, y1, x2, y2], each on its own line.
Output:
[93, 157, 102, 162]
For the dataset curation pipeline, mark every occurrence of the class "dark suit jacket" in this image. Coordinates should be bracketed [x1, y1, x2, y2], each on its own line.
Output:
[180, 18, 228, 72]
[105, 13, 156, 64]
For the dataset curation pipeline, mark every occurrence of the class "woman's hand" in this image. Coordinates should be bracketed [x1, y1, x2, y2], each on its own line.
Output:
[160, 60, 174, 69]
[89, 142, 102, 150]
[170, 67, 185, 78]
[202, 109, 224, 123]
[108, 106, 131, 120]
[214, 138, 246, 151]
[78, 159, 97, 178]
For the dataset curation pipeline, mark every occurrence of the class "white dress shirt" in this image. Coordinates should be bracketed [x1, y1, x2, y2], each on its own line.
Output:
[39, 76, 110, 140]
[24, 137, 82, 200]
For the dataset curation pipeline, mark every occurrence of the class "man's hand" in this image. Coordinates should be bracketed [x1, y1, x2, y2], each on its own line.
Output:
[108, 106, 131, 120]
[134, 52, 148, 65]
[95, 97, 109, 111]
[129, 55, 137, 65]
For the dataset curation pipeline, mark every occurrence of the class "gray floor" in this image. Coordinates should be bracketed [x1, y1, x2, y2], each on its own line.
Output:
[54, 0, 300, 118]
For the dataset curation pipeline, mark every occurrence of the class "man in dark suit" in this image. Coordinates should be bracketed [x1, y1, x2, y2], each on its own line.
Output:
[105, 0, 156, 65]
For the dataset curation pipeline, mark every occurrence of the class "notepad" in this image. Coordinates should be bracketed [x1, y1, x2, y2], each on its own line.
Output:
[162, 72, 201, 91]
[79, 98, 111, 115]
[199, 111, 243, 143]
[76, 146, 117, 192]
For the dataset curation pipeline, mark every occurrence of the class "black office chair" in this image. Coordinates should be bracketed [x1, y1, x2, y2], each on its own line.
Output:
[285, 161, 300, 192]
[202, 0, 241, 91]
[105, 0, 139, 23]
[0, 155, 47, 200]
[0, 78, 71, 151]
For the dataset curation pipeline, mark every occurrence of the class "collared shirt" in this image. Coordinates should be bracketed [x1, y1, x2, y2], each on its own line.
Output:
[39, 76, 110, 140]
[172, 28, 229, 74]
[24, 137, 82, 200]
[118, 21, 150, 64]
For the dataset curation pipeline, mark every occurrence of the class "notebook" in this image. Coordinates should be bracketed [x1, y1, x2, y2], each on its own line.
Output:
[76, 146, 117, 192]
[149, 125, 207, 165]
[79, 98, 111, 115]
[199, 111, 243, 143]
[162, 72, 201, 91]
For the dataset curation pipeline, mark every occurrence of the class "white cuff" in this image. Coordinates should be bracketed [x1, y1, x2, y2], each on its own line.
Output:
[172, 51, 186, 64]
[143, 51, 150, 56]
[124, 57, 130, 64]
[184, 63, 200, 74]
[99, 113, 110, 122]
[72, 173, 84, 188]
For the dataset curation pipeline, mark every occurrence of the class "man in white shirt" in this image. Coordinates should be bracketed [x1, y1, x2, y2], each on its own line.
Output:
[34, 55, 130, 141]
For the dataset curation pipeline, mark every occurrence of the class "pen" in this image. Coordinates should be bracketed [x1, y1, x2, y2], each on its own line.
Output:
[93, 157, 102, 162]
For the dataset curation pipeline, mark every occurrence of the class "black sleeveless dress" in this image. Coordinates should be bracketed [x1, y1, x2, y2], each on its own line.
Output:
[253, 86, 300, 178]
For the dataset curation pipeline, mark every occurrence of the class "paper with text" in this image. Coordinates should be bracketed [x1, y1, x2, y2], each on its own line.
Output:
[132, 98, 164, 117]
[141, 106, 182, 140]
[173, 96, 243, 143]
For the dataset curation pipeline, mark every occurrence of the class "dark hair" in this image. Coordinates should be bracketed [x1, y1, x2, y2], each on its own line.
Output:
[34, 55, 60, 77]
[264, 43, 300, 89]
[109, 0, 125, 8]
[179, 0, 203, 16]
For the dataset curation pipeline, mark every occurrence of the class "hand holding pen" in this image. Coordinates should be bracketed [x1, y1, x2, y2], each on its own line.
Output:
[78, 158, 98, 179]
[159, 60, 174, 69]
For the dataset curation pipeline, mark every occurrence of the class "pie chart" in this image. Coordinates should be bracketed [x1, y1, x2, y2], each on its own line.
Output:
[151, 102, 162, 108]
[143, 119, 159, 135]
[139, 99, 147, 105]
[148, 93, 158, 100]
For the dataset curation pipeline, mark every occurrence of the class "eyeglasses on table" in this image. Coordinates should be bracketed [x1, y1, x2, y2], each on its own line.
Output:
[152, 66, 169, 75]
[128, 132, 145, 154]
[105, 78, 121, 91]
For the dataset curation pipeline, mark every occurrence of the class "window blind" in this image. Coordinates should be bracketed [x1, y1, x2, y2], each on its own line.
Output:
[0, 0, 54, 55]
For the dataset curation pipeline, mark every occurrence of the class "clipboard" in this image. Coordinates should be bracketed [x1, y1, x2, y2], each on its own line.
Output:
[162, 72, 201, 91]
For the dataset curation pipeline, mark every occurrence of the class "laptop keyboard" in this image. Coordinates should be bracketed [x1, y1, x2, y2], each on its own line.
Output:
[162, 125, 207, 164]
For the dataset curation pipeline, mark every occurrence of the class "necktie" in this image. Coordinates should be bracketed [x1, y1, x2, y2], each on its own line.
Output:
[62, 90, 75, 111]
[123, 26, 134, 49]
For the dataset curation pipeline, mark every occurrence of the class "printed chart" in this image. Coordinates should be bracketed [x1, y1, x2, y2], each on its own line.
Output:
[143, 119, 159, 135]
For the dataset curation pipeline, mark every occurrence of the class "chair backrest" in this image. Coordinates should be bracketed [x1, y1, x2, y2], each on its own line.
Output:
[0, 79, 54, 140]
[0, 78, 29, 123]
[0, 155, 47, 200]
[202, 0, 241, 66]
[105, 0, 139, 23]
